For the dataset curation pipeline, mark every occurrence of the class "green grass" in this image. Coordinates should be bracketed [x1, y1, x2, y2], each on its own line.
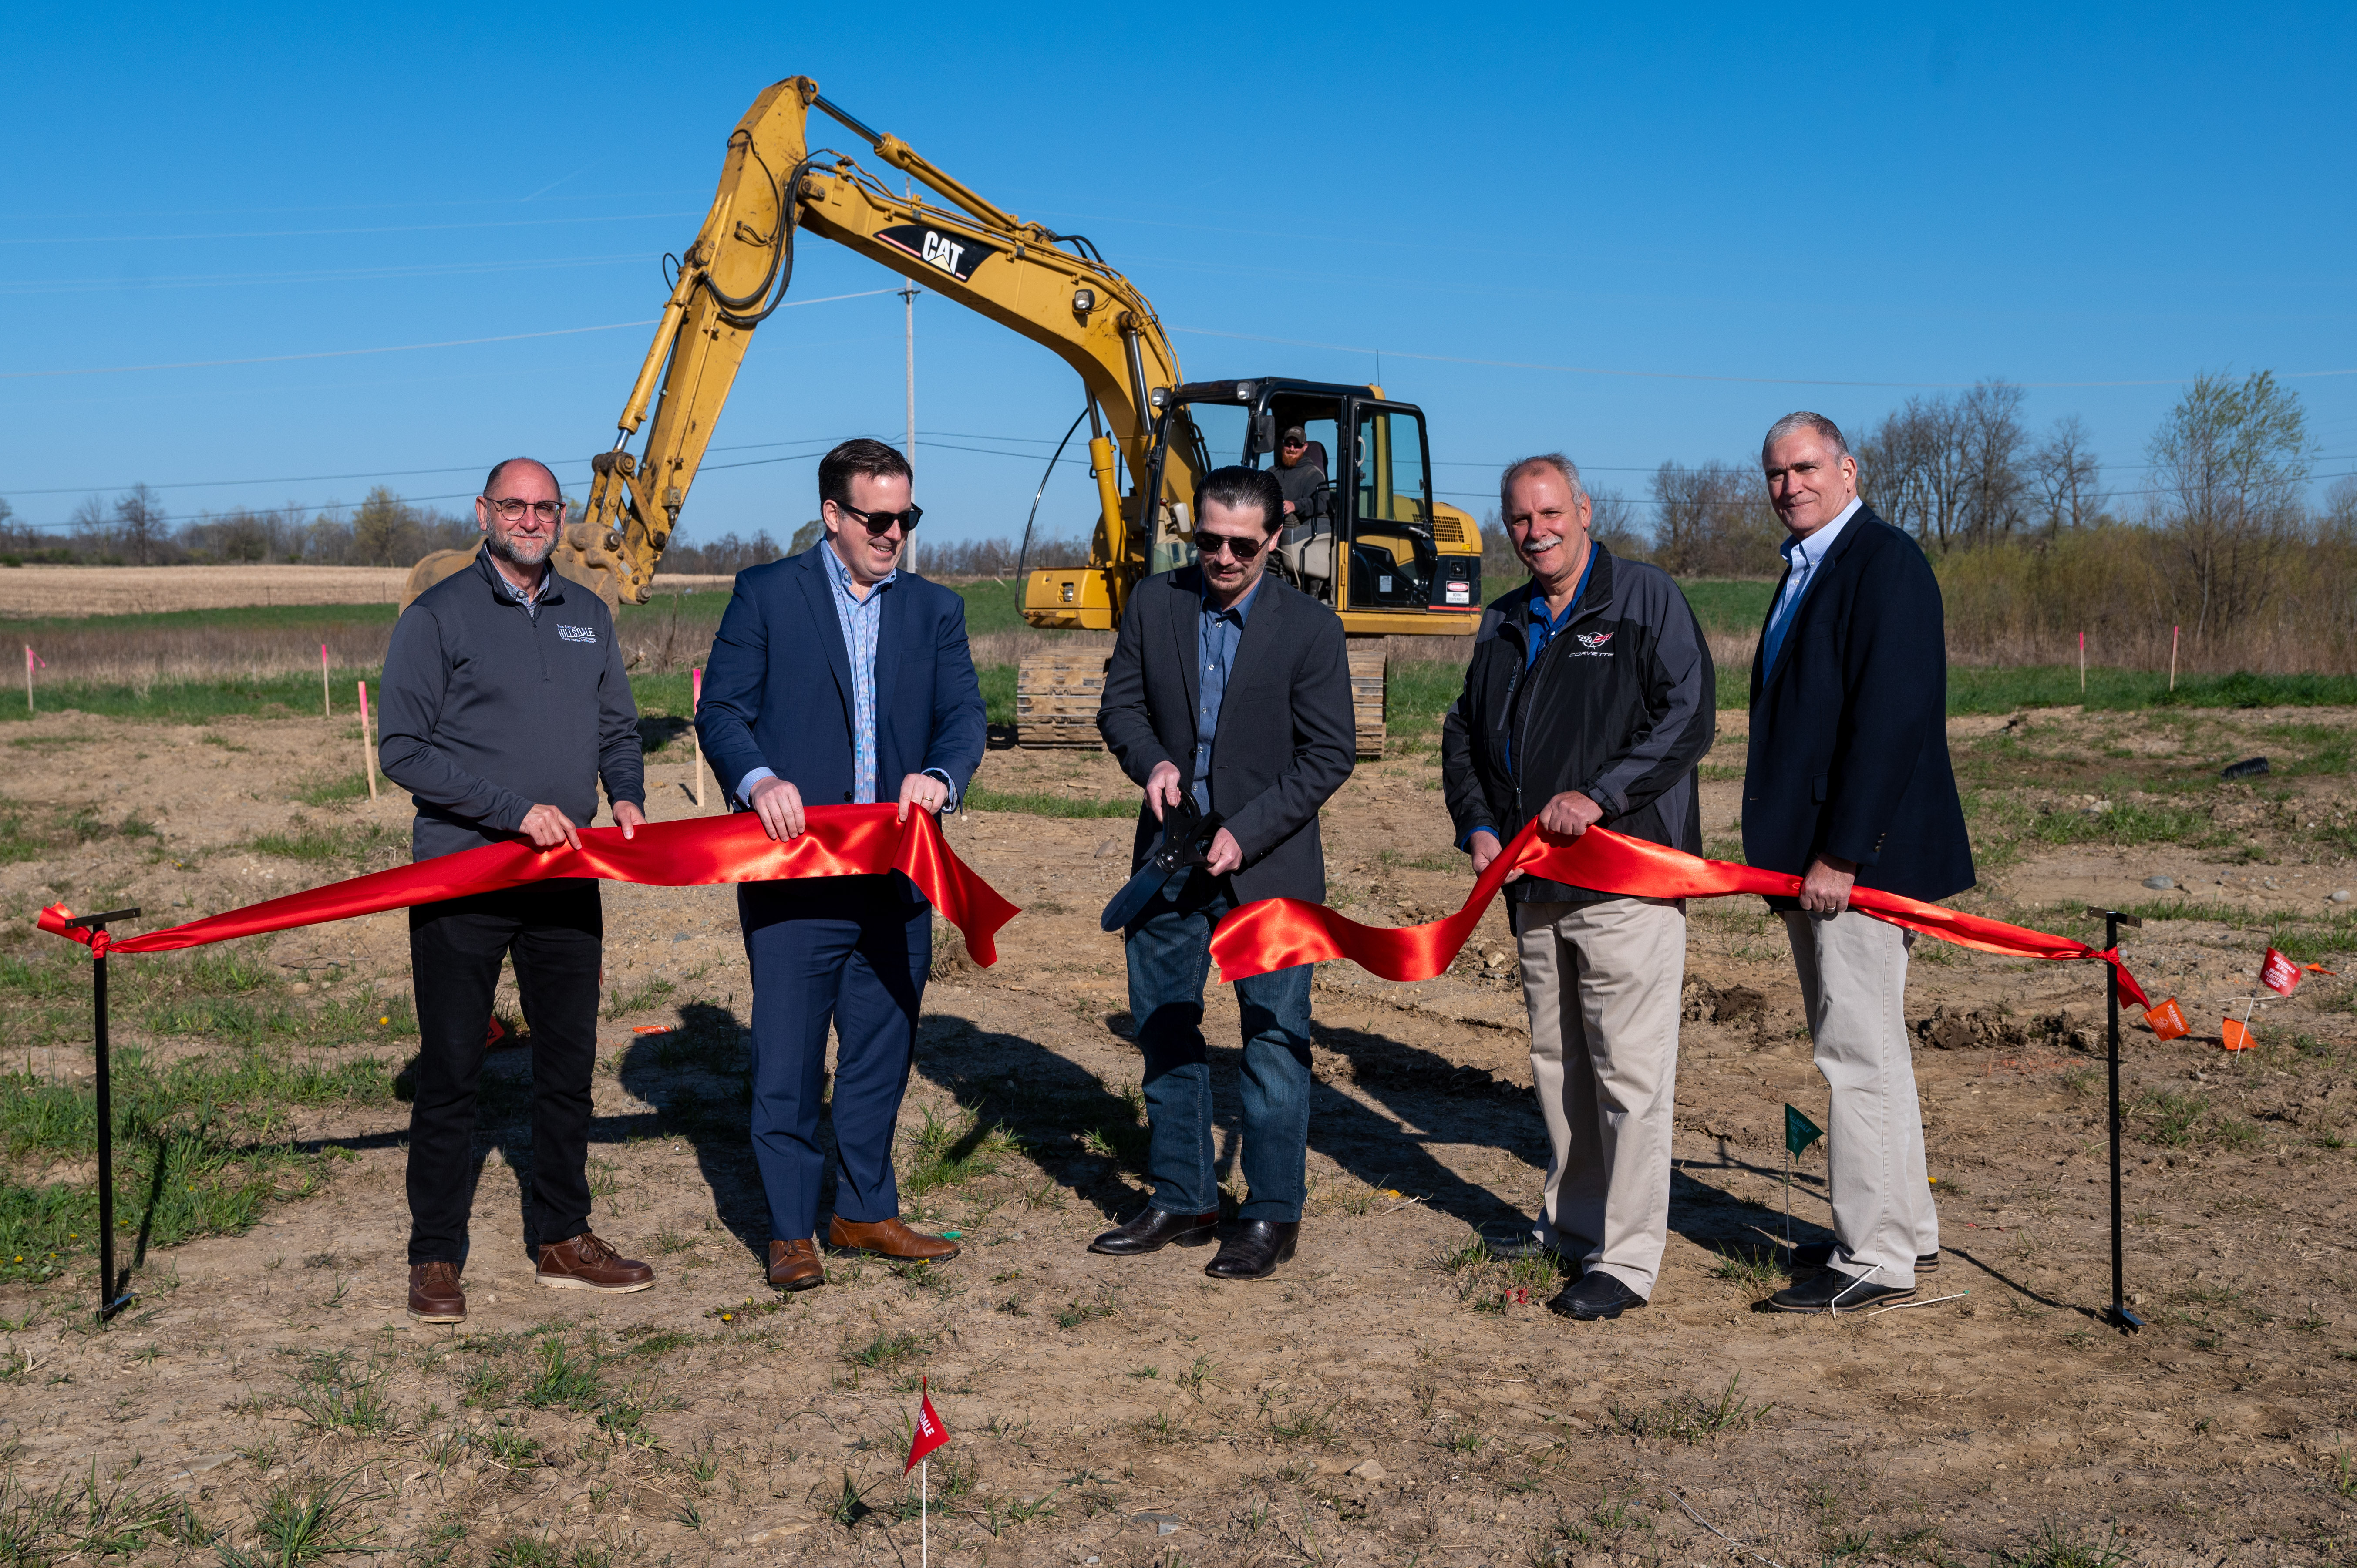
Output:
[963, 783, 1133, 818]
[3, 671, 387, 725]
[1675, 578, 1776, 634]
[0, 602, 399, 640]
[1947, 666, 2357, 714]
[0, 940, 410, 1282]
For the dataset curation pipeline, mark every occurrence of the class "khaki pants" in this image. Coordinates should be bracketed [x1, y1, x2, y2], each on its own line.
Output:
[1782, 909, 1938, 1288]
[1513, 895, 1687, 1297]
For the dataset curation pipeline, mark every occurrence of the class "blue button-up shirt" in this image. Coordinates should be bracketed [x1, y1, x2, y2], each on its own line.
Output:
[1760, 496, 1861, 674]
[737, 547, 954, 812]
[1191, 577, 1261, 813]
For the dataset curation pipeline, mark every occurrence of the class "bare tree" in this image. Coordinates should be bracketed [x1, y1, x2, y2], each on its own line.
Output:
[1649, 460, 1778, 576]
[1956, 381, 2029, 545]
[2148, 369, 2310, 645]
[1860, 395, 1967, 550]
[111, 484, 168, 565]
[2030, 414, 2103, 531]
[349, 487, 415, 566]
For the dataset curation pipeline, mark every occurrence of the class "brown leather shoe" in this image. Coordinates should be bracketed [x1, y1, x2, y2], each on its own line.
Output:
[535, 1232, 656, 1294]
[768, 1238, 825, 1292]
[408, 1260, 465, 1323]
[826, 1215, 960, 1262]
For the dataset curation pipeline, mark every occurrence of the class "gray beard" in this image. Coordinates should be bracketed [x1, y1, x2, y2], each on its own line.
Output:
[488, 532, 552, 572]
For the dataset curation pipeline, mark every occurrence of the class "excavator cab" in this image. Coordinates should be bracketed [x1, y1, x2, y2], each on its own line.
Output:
[1141, 378, 1482, 630]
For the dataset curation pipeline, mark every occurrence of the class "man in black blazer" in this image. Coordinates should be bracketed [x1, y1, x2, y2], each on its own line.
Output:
[1742, 411, 1973, 1314]
[1092, 465, 1355, 1280]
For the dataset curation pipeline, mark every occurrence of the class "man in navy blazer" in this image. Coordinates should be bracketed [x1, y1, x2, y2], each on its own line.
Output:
[696, 438, 985, 1294]
[1741, 411, 1973, 1315]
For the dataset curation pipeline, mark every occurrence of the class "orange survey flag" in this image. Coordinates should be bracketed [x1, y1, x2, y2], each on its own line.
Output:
[2261, 949, 2303, 996]
[2143, 998, 2189, 1040]
[904, 1378, 950, 1474]
[2220, 1016, 2256, 1052]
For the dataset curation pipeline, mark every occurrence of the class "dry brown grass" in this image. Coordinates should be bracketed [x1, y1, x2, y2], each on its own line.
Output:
[0, 565, 741, 620]
[0, 565, 410, 618]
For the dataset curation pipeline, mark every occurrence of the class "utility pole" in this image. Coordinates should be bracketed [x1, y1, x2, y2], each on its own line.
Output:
[900, 177, 919, 574]
[902, 278, 919, 573]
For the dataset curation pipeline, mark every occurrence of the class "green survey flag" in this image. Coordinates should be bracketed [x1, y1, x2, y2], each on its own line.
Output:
[1784, 1104, 1824, 1157]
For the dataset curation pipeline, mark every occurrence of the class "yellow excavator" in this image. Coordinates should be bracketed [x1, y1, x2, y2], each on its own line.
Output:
[403, 75, 1484, 756]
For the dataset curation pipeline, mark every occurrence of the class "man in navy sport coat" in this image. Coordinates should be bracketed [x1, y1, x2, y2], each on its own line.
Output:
[1741, 411, 1973, 1316]
[696, 438, 985, 1294]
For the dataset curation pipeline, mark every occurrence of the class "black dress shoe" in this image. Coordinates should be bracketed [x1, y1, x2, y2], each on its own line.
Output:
[1792, 1242, 1938, 1274]
[1203, 1220, 1299, 1280]
[1486, 1237, 1575, 1269]
[1768, 1269, 1916, 1314]
[1546, 1271, 1647, 1321]
[1088, 1208, 1220, 1256]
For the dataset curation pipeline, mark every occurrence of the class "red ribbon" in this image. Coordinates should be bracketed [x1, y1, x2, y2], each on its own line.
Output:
[1209, 820, 2147, 1008]
[37, 805, 1019, 966]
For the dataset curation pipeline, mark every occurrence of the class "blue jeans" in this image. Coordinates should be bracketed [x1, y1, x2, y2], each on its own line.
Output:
[1124, 871, 1314, 1222]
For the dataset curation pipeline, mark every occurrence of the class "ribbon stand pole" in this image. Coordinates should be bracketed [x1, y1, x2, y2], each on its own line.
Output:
[2088, 905, 2145, 1332]
[67, 907, 141, 1322]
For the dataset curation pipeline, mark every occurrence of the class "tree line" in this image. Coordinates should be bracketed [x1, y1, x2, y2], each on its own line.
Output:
[1475, 370, 2356, 671]
[0, 484, 1094, 582]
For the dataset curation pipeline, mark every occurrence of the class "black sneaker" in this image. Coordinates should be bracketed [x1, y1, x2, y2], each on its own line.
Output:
[1792, 1242, 1938, 1274]
[1768, 1269, 1916, 1314]
[1546, 1271, 1647, 1321]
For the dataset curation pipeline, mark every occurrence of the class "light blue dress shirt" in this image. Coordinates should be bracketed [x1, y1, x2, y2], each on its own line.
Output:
[737, 547, 955, 811]
[1191, 576, 1261, 813]
[1759, 497, 1862, 674]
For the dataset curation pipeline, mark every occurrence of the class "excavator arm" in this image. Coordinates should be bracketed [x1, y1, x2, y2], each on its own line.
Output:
[405, 76, 1192, 613]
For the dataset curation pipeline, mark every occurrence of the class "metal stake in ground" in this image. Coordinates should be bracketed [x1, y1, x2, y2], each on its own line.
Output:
[2087, 905, 2144, 1331]
[66, 907, 141, 1322]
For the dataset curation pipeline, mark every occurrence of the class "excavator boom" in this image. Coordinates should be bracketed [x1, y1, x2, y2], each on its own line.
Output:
[405, 76, 1185, 616]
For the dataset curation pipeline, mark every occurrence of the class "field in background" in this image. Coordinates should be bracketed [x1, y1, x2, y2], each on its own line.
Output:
[6, 575, 2352, 731]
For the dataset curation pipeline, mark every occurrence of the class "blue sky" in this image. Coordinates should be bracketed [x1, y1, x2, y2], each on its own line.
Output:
[3, 2, 2352, 549]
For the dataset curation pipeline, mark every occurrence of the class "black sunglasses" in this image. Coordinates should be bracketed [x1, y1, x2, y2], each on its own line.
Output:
[1193, 529, 1268, 561]
[836, 500, 924, 535]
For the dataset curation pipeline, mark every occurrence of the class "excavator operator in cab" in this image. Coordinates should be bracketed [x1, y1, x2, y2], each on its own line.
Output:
[1273, 426, 1327, 519]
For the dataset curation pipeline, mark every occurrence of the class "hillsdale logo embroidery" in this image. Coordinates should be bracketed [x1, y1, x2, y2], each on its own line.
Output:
[556, 624, 598, 644]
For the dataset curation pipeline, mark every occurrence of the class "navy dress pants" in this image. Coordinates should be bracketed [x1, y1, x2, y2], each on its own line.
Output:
[739, 875, 931, 1242]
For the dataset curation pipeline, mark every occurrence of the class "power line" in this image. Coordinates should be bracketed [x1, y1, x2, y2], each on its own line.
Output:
[0, 288, 900, 380]
[0, 211, 699, 246]
[1172, 325, 2357, 391]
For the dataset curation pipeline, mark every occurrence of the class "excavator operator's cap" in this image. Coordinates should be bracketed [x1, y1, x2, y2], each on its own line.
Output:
[1282, 426, 1308, 445]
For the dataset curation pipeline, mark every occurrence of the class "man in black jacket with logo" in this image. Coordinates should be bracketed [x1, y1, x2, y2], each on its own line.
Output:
[1744, 412, 1972, 1315]
[379, 457, 656, 1325]
[1442, 453, 1714, 1321]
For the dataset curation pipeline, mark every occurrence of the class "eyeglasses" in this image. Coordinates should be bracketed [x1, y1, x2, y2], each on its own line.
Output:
[1281, 439, 1307, 450]
[485, 497, 563, 524]
[1193, 529, 1268, 561]
[835, 500, 924, 535]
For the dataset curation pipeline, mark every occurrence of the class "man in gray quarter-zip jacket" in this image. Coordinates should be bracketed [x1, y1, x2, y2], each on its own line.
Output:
[1441, 452, 1714, 1323]
[377, 456, 656, 1326]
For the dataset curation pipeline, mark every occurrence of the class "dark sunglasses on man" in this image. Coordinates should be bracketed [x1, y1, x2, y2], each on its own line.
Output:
[1193, 529, 1267, 561]
[835, 500, 924, 535]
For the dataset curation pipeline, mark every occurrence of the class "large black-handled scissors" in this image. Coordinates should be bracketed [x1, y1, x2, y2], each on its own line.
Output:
[1099, 794, 1226, 932]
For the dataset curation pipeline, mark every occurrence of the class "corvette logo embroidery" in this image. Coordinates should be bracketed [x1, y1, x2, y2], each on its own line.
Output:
[1576, 632, 1613, 649]
[556, 624, 597, 644]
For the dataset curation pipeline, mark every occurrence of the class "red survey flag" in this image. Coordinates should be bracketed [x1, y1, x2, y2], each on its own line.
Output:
[2144, 997, 2189, 1040]
[905, 1379, 950, 1474]
[2261, 948, 2303, 996]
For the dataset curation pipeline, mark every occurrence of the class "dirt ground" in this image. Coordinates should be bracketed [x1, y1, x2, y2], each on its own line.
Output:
[3, 699, 2357, 1566]
[0, 565, 739, 619]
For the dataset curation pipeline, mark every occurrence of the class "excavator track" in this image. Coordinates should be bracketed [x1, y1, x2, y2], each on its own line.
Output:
[1013, 644, 1389, 759]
